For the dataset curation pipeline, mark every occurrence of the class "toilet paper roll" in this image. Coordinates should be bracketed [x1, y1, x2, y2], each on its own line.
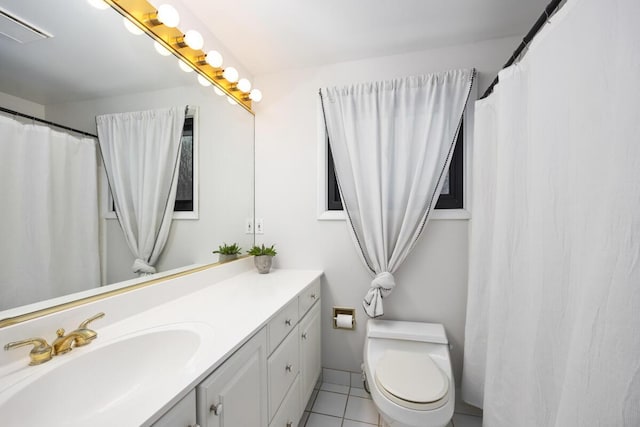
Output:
[336, 314, 354, 329]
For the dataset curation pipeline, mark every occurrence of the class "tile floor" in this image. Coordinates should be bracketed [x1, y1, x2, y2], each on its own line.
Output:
[298, 369, 482, 427]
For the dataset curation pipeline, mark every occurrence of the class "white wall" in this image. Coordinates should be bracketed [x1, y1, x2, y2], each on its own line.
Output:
[253, 36, 519, 386]
[47, 85, 254, 284]
[0, 92, 45, 118]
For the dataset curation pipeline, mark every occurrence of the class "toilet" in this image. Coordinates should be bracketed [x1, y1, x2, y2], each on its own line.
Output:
[363, 320, 454, 427]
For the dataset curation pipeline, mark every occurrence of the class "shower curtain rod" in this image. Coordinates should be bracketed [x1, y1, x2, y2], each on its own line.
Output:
[480, 0, 564, 100]
[0, 106, 98, 138]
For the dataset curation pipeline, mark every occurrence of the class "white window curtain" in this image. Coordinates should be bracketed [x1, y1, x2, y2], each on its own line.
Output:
[96, 107, 186, 275]
[0, 116, 100, 310]
[320, 69, 475, 317]
[462, 0, 640, 425]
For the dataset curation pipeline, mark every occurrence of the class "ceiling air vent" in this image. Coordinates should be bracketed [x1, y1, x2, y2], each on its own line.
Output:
[0, 8, 52, 44]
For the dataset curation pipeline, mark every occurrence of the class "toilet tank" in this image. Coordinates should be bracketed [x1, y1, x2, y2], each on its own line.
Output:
[366, 320, 448, 344]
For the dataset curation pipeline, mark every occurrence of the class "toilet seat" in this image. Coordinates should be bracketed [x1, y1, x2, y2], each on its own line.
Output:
[374, 349, 449, 411]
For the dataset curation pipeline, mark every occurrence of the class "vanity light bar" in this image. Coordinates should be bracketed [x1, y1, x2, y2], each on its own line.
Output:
[104, 0, 255, 113]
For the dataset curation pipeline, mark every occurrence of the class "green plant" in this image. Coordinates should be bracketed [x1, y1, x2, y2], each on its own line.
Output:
[247, 244, 277, 257]
[212, 242, 242, 255]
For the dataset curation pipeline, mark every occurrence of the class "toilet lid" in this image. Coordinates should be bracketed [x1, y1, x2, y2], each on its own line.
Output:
[375, 349, 448, 404]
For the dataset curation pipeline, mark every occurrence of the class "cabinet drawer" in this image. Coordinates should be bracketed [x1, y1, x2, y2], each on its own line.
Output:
[268, 299, 299, 354]
[298, 279, 320, 317]
[270, 375, 300, 427]
[268, 325, 300, 421]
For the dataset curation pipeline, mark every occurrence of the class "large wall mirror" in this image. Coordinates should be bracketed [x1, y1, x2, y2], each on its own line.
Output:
[0, 0, 254, 320]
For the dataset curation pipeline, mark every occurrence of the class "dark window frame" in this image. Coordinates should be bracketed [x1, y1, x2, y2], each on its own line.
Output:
[173, 115, 194, 211]
[327, 122, 464, 211]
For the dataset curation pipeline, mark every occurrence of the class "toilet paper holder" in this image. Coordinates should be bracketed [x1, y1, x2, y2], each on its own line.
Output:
[333, 307, 356, 330]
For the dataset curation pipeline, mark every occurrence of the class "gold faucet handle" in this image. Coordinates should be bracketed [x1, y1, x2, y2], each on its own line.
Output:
[74, 312, 105, 346]
[4, 337, 53, 365]
[78, 312, 105, 329]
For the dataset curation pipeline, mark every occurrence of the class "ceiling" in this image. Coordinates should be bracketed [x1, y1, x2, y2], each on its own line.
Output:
[179, 0, 550, 75]
[0, 0, 548, 106]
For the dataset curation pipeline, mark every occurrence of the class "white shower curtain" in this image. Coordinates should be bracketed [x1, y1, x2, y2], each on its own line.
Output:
[0, 115, 100, 310]
[320, 70, 475, 317]
[96, 107, 185, 275]
[462, 0, 640, 425]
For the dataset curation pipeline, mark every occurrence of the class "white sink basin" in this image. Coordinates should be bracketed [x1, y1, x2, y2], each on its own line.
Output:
[0, 322, 215, 426]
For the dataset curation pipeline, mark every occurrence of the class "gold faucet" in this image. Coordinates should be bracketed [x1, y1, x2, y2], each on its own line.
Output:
[4, 338, 53, 365]
[52, 312, 105, 355]
[4, 312, 105, 365]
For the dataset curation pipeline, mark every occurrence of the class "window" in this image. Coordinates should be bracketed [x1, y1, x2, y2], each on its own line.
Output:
[107, 109, 198, 219]
[327, 122, 464, 211]
[174, 116, 194, 211]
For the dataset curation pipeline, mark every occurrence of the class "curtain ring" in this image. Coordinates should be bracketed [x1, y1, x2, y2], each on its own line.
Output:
[514, 38, 530, 65]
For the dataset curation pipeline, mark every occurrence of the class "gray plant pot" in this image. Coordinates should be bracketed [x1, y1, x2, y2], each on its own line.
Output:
[218, 254, 238, 263]
[254, 255, 273, 274]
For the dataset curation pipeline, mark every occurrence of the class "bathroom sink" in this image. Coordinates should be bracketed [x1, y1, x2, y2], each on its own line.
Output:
[0, 322, 215, 426]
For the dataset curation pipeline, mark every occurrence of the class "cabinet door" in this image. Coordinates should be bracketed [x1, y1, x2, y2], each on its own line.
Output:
[152, 389, 197, 427]
[197, 329, 268, 427]
[299, 301, 321, 411]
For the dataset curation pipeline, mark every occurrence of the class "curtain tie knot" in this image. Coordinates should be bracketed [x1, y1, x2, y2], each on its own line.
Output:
[133, 258, 156, 275]
[363, 272, 396, 318]
[372, 272, 396, 296]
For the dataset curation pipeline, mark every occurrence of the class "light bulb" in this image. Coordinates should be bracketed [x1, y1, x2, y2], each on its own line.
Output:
[197, 75, 211, 87]
[87, 0, 109, 10]
[227, 97, 238, 106]
[183, 30, 204, 50]
[249, 89, 263, 102]
[156, 4, 180, 28]
[214, 87, 225, 96]
[178, 59, 193, 73]
[205, 50, 223, 68]
[123, 18, 143, 35]
[237, 78, 252, 93]
[153, 41, 171, 56]
[222, 67, 238, 83]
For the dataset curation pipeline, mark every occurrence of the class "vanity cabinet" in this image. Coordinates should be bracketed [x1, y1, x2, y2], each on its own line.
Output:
[152, 390, 198, 427]
[268, 278, 322, 427]
[299, 301, 321, 410]
[196, 329, 268, 427]
[158, 276, 321, 427]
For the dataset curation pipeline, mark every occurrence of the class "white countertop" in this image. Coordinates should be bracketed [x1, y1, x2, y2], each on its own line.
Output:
[0, 267, 323, 426]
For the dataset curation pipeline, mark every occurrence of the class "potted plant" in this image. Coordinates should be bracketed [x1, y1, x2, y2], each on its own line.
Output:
[213, 243, 242, 263]
[247, 244, 277, 274]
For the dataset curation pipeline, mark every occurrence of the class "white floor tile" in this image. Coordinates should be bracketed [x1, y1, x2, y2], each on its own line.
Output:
[323, 368, 351, 386]
[342, 420, 378, 427]
[298, 411, 310, 427]
[320, 382, 350, 394]
[350, 372, 364, 389]
[311, 390, 348, 418]
[306, 389, 319, 411]
[305, 413, 343, 427]
[344, 396, 379, 425]
[349, 387, 371, 399]
[453, 413, 482, 427]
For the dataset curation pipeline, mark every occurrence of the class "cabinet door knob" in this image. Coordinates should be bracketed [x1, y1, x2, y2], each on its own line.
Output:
[285, 363, 292, 372]
[285, 319, 292, 326]
[286, 422, 293, 427]
[310, 294, 316, 299]
[301, 332, 308, 340]
[210, 402, 223, 416]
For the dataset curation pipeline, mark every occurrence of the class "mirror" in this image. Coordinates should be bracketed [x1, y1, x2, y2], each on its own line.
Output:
[0, 0, 254, 318]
